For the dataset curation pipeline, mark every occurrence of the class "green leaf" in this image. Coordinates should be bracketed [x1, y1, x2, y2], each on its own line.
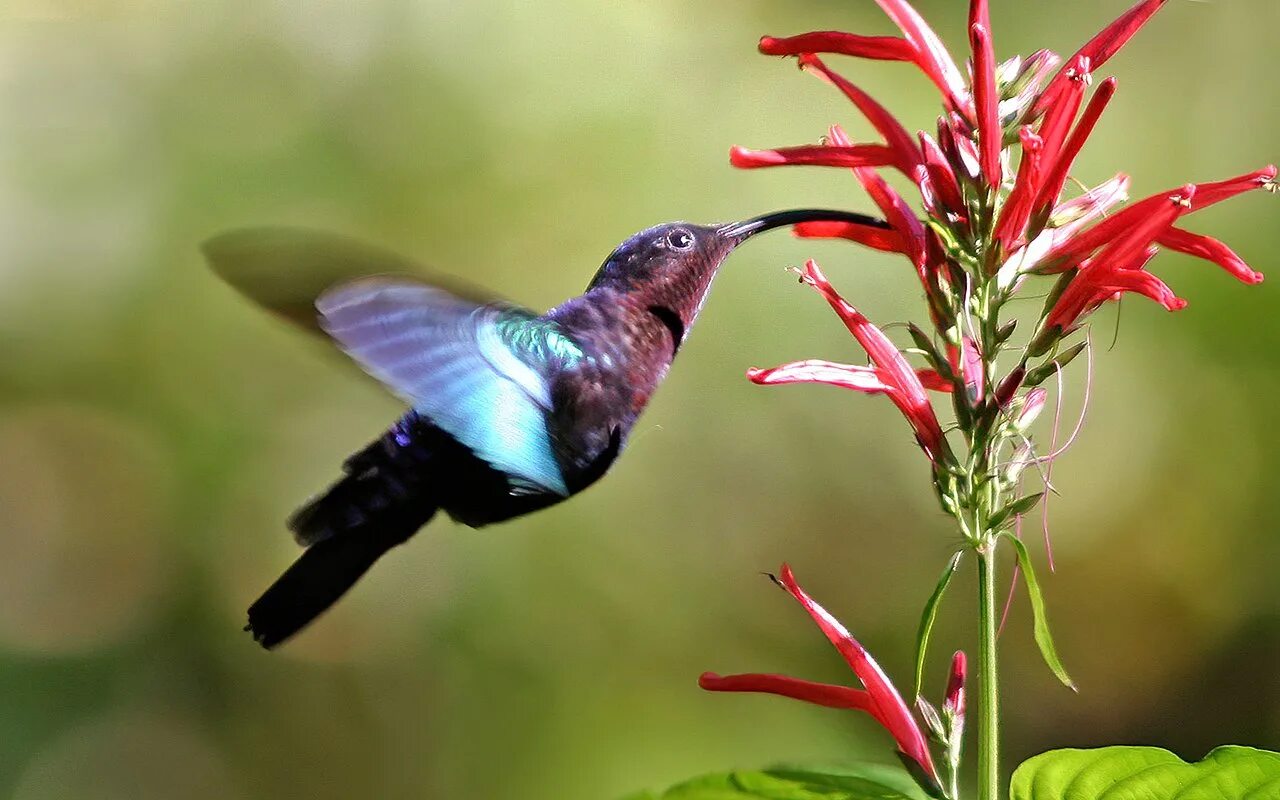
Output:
[913, 552, 963, 697]
[988, 493, 1045, 532]
[634, 764, 933, 800]
[1010, 746, 1280, 799]
[998, 533, 1076, 690]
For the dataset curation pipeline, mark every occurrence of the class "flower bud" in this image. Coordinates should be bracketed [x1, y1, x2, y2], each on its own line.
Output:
[944, 650, 967, 720]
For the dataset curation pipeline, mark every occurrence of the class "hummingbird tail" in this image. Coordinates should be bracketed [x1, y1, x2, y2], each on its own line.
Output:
[245, 520, 429, 649]
[247, 429, 439, 649]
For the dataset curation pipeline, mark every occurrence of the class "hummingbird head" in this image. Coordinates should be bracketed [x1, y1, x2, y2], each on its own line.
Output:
[586, 209, 890, 344]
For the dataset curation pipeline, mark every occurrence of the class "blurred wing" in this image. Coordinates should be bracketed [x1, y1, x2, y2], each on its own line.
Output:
[201, 227, 497, 336]
[318, 278, 578, 497]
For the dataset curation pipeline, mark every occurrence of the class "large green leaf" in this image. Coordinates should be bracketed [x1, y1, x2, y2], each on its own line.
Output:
[1011, 746, 1280, 799]
[998, 532, 1076, 690]
[633, 764, 932, 800]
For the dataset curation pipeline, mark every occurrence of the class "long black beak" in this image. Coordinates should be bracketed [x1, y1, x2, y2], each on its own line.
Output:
[719, 209, 892, 241]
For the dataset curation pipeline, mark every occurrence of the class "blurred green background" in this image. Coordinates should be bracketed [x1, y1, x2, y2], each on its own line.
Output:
[0, 0, 1276, 798]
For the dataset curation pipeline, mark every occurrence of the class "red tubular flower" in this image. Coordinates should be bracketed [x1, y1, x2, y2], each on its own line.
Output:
[873, 0, 967, 112]
[797, 54, 924, 174]
[700, 565, 940, 789]
[948, 338, 985, 402]
[1032, 77, 1118, 218]
[993, 128, 1044, 251]
[1033, 57, 1090, 191]
[759, 32, 917, 62]
[943, 651, 966, 720]
[792, 219, 906, 254]
[729, 144, 897, 170]
[818, 125, 929, 273]
[1036, 0, 1168, 114]
[918, 132, 965, 220]
[1156, 227, 1263, 285]
[969, 23, 1001, 189]
[751, 261, 947, 460]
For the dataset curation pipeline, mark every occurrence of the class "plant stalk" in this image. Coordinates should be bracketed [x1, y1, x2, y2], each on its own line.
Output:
[976, 541, 1001, 800]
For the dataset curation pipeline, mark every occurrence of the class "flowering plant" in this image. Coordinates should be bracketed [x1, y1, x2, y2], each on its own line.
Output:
[630, 1, 1278, 798]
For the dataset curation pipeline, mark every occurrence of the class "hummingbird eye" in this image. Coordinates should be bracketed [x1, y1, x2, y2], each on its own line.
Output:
[666, 229, 695, 251]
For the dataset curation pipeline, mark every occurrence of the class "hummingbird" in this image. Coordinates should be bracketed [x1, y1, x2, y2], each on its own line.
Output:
[204, 209, 888, 648]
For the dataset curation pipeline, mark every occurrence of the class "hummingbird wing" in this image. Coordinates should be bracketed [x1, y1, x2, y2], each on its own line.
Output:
[201, 226, 500, 337]
[316, 278, 581, 497]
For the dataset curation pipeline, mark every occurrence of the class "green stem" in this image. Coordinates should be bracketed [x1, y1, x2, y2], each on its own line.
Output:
[977, 542, 1001, 800]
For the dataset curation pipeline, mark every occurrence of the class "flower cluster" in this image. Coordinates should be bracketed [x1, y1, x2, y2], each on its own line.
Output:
[700, 566, 963, 797]
[734, 0, 1273, 504]
[703, 4, 1272, 796]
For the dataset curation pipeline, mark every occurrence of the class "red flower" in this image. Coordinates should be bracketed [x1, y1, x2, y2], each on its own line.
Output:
[944, 651, 966, 721]
[748, 260, 948, 461]
[700, 565, 940, 790]
[738, 0, 1271, 357]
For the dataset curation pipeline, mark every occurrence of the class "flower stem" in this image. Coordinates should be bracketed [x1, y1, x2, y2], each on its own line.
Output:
[976, 541, 1001, 800]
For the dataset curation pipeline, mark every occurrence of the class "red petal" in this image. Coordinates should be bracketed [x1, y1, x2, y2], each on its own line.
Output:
[1045, 184, 1189, 266]
[1033, 77, 1117, 216]
[1037, 0, 1168, 114]
[1050, 173, 1130, 228]
[1157, 227, 1264, 284]
[799, 261, 945, 458]
[776, 565, 939, 783]
[730, 143, 897, 170]
[916, 369, 953, 392]
[698, 672, 881, 718]
[993, 127, 1044, 251]
[792, 220, 906, 253]
[960, 337, 985, 402]
[944, 651, 967, 718]
[969, 24, 1002, 190]
[1189, 166, 1278, 210]
[1098, 268, 1187, 311]
[1090, 184, 1193, 271]
[759, 32, 917, 62]
[1034, 56, 1090, 188]
[747, 360, 896, 395]
[918, 132, 965, 218]
[874, 0, 967, 112]
[799, 55, 923, 174]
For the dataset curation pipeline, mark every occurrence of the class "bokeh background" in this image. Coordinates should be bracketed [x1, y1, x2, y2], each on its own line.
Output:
[1, 0, 1277, 798]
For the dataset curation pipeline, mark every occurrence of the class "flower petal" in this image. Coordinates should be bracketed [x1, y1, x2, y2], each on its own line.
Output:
[758, 32, 917, 62]
[730, 143, 897, 170]
[747, 360, 895, 395]
[699, 672, 881, 718]
[1037, 0, 1167, 113]
[777, 565, 939, 783]
[792, 220, 907, 253]
[799, 55, 923, 173]
[1188, 166, 1278, 210]
[918, 132, 966, 219]
[1033, 77, 1117, 216]
[874, 0, 967, 111]
[993, 127, 1044, 251]
[1034, 56, 1090, 188]
[969, 23, 1002, 189]
[1156, 226, 1264, 284]
[944, 651, 967, 719]
[799, 260, 946, 458]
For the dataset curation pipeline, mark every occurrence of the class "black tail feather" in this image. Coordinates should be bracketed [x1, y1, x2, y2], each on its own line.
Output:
[246, 529, 412, 649]
[248, 427, 438, 649]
